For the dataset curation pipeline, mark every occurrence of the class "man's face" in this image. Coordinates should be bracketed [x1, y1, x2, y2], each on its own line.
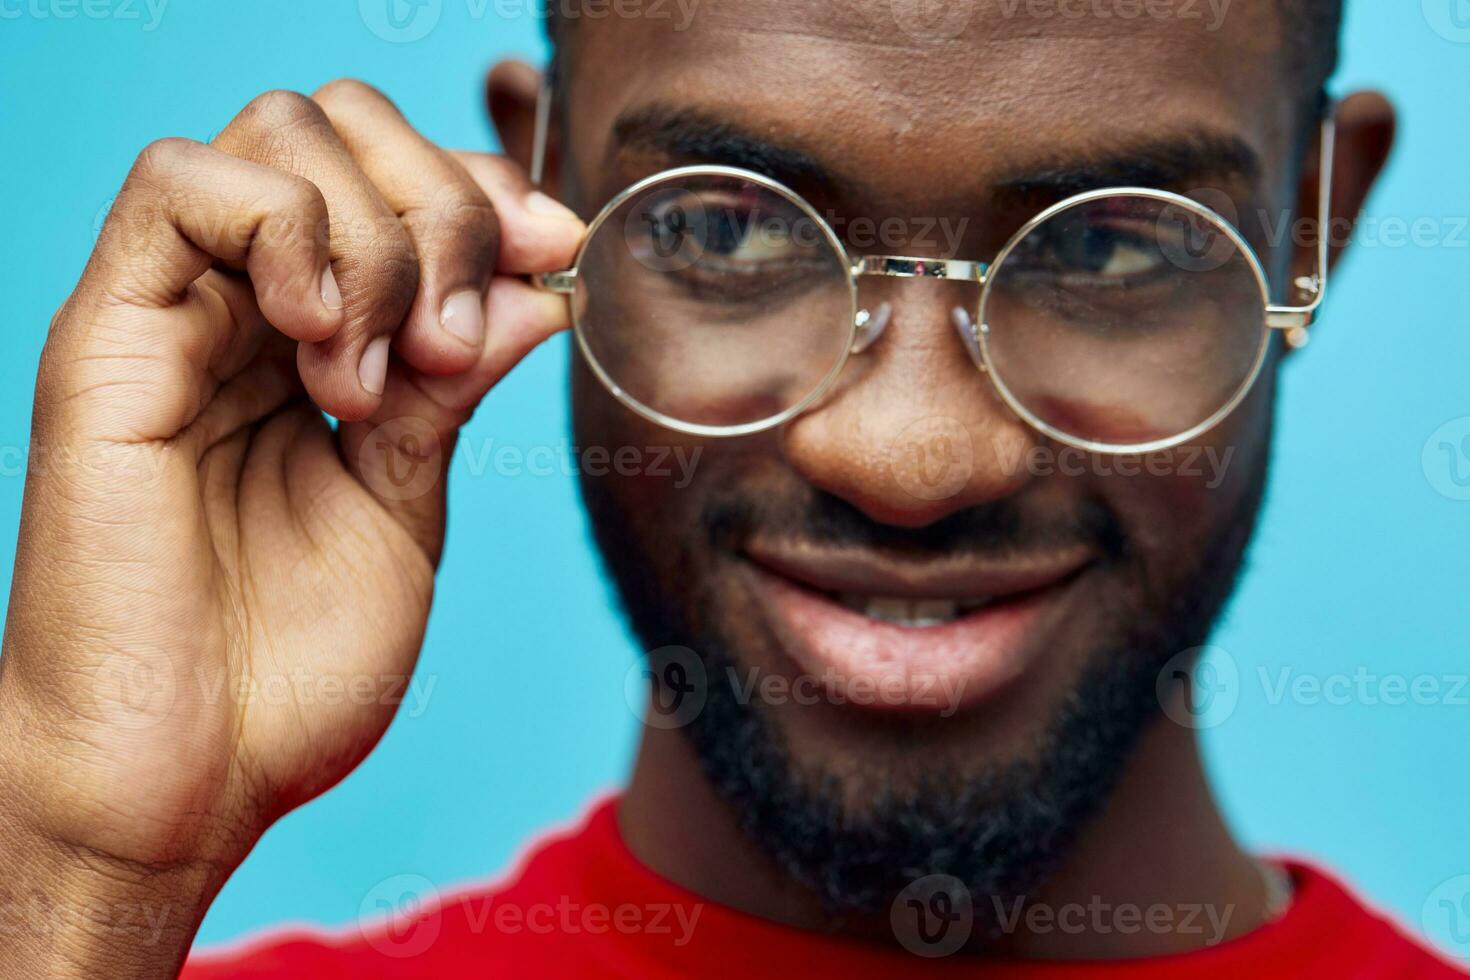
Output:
[559, 0, 1303, 911]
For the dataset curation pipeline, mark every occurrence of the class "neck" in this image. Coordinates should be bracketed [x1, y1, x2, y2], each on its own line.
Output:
[620, 714, 1273, 958]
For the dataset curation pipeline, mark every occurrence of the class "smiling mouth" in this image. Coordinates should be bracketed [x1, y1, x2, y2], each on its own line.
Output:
[740, 539, 1095, 714]
[745, 538, 1094, 626]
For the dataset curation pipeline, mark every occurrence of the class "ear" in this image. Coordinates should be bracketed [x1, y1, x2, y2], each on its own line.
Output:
[1289, 90, 1395, 295]
[487, 59, 561, 197]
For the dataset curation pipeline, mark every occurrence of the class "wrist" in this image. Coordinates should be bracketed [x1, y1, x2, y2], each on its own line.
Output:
[0, 825, 225, 980]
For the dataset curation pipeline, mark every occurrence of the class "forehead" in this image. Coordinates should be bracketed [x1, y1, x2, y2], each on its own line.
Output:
[561, 0, 1299, 199]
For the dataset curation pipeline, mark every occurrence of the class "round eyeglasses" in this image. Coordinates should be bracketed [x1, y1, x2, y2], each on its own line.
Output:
[534, 117, 1335, 456]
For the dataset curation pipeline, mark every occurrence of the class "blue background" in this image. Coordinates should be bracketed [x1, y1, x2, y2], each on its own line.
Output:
[2, 0, 1467, 960]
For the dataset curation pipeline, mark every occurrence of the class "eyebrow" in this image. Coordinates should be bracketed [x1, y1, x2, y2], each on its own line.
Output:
[609, 103, 1262, 203]
[995, 133, 1262, 199]
[610, 104, 844, 193]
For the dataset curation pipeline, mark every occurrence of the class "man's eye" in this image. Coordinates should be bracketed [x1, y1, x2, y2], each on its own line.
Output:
[1080, 228, 1162, 277]
[705, 211, 798, 262]
[1039, 224, 1167, 283]
[643, 198, 804, 269]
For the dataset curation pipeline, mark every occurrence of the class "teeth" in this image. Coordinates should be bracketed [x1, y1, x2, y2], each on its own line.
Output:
[838, 595, 994, 627]
[912, 599, 957, 625]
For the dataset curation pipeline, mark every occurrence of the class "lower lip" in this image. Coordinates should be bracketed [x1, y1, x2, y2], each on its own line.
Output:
[746, 565, 1072, 716]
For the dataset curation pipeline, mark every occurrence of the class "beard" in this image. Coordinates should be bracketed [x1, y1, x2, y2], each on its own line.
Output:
[580, 448, 1268, 926]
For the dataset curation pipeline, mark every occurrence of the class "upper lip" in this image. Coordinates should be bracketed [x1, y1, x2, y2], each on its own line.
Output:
[744, 538, 1096, 601]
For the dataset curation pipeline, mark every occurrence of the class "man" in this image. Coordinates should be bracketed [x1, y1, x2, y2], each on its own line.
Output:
[0, 0, 1457, 975]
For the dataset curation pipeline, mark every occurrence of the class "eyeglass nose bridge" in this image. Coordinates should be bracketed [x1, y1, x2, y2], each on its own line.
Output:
[851, 255, 988, 283]
[849, 254, 990, 363]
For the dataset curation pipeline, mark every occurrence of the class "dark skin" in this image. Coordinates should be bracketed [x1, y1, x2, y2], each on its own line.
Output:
[0, 1, 1394, 975]
[489, 0, 1394, 957]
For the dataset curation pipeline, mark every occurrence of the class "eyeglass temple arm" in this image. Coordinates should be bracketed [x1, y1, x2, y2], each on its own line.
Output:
[528, 72, 581, 294]
[530, 71, 552, 189]
[1265, 109, 1338, 344]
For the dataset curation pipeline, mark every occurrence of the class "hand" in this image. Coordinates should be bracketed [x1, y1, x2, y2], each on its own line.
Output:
[0, 79, 582, 976]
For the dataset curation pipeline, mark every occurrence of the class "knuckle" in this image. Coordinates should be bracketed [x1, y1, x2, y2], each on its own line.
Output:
[115, 138, 206, 242]
[236, 88, 328, 136]
[131, 137, 202, 180]
[312, 77, 392, 113]
[222, 90, 334, 170]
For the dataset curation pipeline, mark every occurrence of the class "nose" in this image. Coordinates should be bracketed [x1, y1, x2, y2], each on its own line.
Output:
[781, 281, 1039, 528]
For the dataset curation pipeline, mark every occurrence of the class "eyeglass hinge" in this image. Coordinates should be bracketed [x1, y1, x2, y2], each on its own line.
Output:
[533, 269, 578, 294]
[1266, 306, 1314, 349]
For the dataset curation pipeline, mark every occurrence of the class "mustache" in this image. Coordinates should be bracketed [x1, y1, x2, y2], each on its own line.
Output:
[702, 482, 1127, 563]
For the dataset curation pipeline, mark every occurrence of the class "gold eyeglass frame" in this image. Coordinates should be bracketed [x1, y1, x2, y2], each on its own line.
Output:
[531, 82, 1338, 455]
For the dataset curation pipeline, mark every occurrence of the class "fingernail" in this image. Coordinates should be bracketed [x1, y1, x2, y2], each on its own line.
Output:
[359, 335, 390, 395]
[320, 265, 343, 311]
[440, 290, 485, 347]
[524, 191, 580, 222]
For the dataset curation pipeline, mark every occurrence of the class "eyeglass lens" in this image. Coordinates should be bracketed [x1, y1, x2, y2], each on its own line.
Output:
[573, 172, 854, 432]
[573, 174, 1268, 448]
[980, 194, 1267, 449]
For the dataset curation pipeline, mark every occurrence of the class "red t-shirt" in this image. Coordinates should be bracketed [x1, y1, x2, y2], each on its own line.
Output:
[184, 797, 1466, 978]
